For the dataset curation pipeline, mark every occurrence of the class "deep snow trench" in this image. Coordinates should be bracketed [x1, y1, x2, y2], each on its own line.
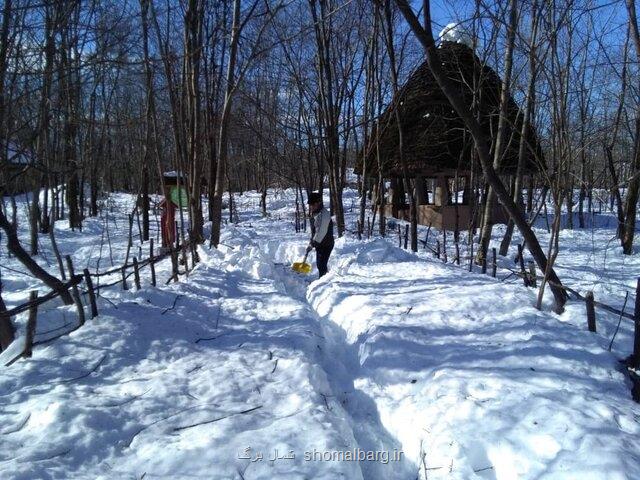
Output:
[270, 261, 417, 480]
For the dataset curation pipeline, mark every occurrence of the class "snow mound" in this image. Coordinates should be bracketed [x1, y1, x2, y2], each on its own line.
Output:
[330, 238, 415, 277]
[219, 224, 258, 247]
[439, 22, 472, 48]
[225, 245, 275, 279]
[353, 238, 415, 265]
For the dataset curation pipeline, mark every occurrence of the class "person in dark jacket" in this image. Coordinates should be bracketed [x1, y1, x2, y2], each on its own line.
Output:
[306, 192, 334, 277]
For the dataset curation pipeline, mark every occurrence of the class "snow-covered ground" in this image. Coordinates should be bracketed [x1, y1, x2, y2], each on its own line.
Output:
[1, 187, 639, 479]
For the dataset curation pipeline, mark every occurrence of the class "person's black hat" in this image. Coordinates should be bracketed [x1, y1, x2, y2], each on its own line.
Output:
[307, 192, 322, 205]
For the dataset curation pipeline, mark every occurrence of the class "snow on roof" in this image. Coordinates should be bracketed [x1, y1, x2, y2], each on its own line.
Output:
[438, 22, 472, 49]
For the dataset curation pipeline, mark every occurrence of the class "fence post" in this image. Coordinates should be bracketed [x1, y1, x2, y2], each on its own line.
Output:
[517, 244, 529, 287]
[83, 269, 98, 318]
[133, 257, 141, 290]
[585, 291, 596, 333]
[150, 239, 157, 287]
[469, 240, 473, 272]
[0, 279, 14, 349]
[23, 291, 38, 358]
[442, 229, 448, 262]
[436, 240, 441, 259]
[404, 224, 409, 250]
[397, 224, 401, 248]
[65, 256, 86, 326]
[632, 278, 640, 368]
[171, 248, 179, 282]
[491, 248, 497, 278]
[528, 261, 537, 288]
[124, 213, 134, 265]
[121, 265, 129, 291]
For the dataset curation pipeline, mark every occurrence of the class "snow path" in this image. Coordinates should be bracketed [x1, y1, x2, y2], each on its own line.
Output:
[0, 235, 364, 479]
[254, 224, 418, 478]
[271, 263, 417, 479]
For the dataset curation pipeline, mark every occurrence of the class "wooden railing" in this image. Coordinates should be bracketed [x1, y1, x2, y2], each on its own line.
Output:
[1, 237, 196, 366]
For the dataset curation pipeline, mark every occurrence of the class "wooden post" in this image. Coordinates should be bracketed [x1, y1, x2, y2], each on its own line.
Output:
[124, 213, 134, 265]
[492, 247, 497, 277]
[585, 291, 596, 333]
[469, 240, 473, 272]
[403, 224, 409, 249]
[83, 268, 98, 318]
[0, 279, 14, 350]
[171, 248, 179, 282]
[632, 279, 640, 367]
[425, 222, 432, 249]
[23, 291, 38, 358]
[442, 229, 447, 262]
[397, 224, 402, 247]
[133, 257, 141, 290]
[436, 240, 441, 259]
[517, 244, 529, 287]
[121, 265, 129, 290]
[0, 310, 13, 351]
[150, 239, 157, 287]
[65, 255, 86, 326]
[528, 261, 537, 288]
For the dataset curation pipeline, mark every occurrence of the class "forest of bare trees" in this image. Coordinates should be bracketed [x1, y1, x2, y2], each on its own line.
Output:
[1, 0, 639, 312]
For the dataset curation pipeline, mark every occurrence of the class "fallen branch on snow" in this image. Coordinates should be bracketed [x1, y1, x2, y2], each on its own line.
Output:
[171, 405, 263, 433]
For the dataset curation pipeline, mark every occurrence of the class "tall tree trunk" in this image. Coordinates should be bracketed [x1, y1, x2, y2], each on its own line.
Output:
[309, 0, 345, 237]
[185, 0, 205, 243]
[477, 0, 518, 264]
[499, 3, 539, 255]
[382, 0, 417, 251]
[210, 0, 241, 247]
[622, 0, 640, 254]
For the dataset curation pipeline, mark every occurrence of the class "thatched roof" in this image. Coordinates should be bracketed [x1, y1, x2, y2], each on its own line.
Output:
[358, 42, 544, 178]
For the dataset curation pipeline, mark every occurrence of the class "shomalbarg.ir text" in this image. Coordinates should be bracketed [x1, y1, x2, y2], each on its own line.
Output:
[305, 448, 404, 464]
[237, 446, 404, 464]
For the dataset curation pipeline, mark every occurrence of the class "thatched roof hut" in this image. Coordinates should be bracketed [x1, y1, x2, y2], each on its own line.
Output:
[358, 41, 544, 178]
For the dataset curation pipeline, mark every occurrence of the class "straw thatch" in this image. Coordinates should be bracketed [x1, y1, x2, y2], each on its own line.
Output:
[358, 41, 544, 178]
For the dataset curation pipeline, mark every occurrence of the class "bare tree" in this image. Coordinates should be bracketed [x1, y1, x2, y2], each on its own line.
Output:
[621, 0, 640, 254]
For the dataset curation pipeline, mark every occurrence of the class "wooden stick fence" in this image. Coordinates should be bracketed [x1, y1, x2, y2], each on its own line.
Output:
[2, 239, 193, 366]
[397, 220, 638, 336]
[391, 218, 640, 400]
